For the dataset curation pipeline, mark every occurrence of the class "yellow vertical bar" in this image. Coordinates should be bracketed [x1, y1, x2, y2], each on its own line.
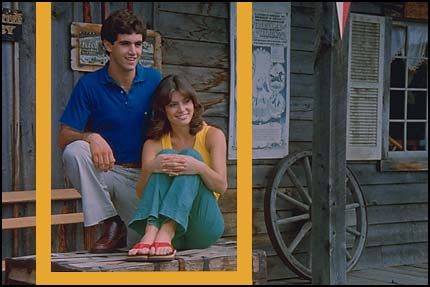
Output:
[36, 2, 51, 284]
[237, 2, 253, 284]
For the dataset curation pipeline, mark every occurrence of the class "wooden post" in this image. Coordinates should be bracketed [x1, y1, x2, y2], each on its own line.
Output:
[311, 2, 349, 284]
[83, 2, 92, 23]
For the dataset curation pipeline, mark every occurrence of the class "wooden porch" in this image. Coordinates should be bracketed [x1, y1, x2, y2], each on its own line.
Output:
[267, 263, 428, 285]
[4, 240, 268, 285]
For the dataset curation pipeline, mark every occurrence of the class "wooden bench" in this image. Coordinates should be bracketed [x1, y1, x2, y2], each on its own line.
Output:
[2, 189, 268, 284]
[4, 240, 267, 285]
[2, 188, 86, 272]
[2, 189, 84, 230]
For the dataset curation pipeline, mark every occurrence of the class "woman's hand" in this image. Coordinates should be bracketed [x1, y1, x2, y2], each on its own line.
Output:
[157, 154, 201, 176]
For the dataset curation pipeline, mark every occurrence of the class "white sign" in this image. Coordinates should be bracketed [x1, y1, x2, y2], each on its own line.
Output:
[228, 3, 291, 159]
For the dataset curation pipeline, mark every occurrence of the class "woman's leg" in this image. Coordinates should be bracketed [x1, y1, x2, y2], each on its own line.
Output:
[161, 148, 224, 251]
[128, 149, 178, 235]
[129, 148, 224, 254]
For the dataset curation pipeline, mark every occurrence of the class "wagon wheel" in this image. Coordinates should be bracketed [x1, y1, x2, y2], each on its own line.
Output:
[264, 151, 368, 279]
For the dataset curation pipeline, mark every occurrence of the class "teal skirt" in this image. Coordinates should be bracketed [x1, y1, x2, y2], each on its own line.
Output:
[128, 148, 224, 250]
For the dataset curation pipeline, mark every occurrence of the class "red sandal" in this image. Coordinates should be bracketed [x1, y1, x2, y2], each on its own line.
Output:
[126, 242, 152, 261]
[149, 242, 176, 261]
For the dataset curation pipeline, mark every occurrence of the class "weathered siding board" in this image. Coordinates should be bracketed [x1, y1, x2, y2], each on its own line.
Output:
[2, 41, 13, 193]
[162, 39, 228, 68]
[291, 27, 316, 52]
[363, 183, 428, 205]
[2, 2, 37, 261]
[349, 164, 428, 185]
[290, 74, 315, 98]
[155, 11, 228, 44]
[290, 51, 315, 75]
[162, 65, 228, 93]
[291, 5, 315, 29]
[157, 2, 229, 18]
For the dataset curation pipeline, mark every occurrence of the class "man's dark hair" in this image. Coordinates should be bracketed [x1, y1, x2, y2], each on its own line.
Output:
[101, 10, 147, 48]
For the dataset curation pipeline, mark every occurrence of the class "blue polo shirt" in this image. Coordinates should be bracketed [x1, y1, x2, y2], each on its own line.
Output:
[60, 63, 162, 163]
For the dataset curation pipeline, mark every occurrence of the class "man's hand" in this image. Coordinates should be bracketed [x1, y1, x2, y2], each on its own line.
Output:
[85, 133, 115, 172]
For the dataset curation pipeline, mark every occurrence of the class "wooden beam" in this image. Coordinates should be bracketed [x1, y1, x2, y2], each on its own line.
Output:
[83, 2, 92, 23]
[2, 213, 84, 230]
[2, 189, 81, 204]
[101, 2, 109, 21]
[311, 2, 348, 284]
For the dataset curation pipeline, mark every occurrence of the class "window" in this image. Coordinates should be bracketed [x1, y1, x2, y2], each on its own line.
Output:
[347, 14, 428, 170]
[389, 22, 428, 157]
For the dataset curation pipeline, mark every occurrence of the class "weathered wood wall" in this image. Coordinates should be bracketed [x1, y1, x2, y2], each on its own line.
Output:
[2, 1, 36, 263]
[250, 2, 428, 282]
[1, 1, 427, 283]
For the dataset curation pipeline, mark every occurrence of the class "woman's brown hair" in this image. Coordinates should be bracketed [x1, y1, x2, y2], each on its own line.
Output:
[147, 74, 204, 140]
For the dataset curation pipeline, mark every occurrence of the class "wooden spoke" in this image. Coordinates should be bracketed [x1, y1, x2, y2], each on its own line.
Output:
[346, 203, 360, 210]
[277, 191, 309, 211]
[276, 213, 309, 225]
[288, 221, 312, 253]
[303, 156, 313, 196]
[346, 226, 361, 237]
[346, 248, 352, 260]
[286, 167, 312, 204]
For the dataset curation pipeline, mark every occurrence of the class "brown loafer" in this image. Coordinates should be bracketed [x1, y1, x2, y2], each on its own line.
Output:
[89, 219, 127, 253]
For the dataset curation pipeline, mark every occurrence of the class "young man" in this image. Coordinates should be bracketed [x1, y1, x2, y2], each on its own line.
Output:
[58, 10, 162, 253]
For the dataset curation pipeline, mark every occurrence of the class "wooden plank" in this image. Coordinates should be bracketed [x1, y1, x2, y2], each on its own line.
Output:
[384, 265, 429, 278]
[411, 263, 428, 269]
[350, 268, 428, 285]
[363, 183, 428, 206]
[3, 217, 36, 230]
[290, 74, 315, 98]
[290, 51, 314, 75]
[290, 97, 313, 121]
[2, 189, 81, 204]
[367, 204, 428, 225]
[52, 213, 84, 225]
[380, 158, 428, 172]
[199, 92, 228, 117]
[347, 274, 395, 285]
[6, 266, 36, 285]
[157, 2, 228, 18]
[381, 243, 428, 267]
[156, 11, 228, 43]
[347, 164, 428, 185]
[2, 213, 83, 230]
[365, 221, 428, 247]
[291, 5, 316, 29]
[162, 64, 228, 93]
[162, 38, 228, 69]
[291, 27, 316, 52]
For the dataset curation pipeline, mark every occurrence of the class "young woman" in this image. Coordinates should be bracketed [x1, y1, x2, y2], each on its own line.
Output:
[127, 74, 227, 261]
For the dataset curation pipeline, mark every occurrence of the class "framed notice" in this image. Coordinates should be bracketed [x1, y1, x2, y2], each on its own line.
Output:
[70, 22, 162, 72]
[228, 3, 291, 159]
[252, 2, 290, 159]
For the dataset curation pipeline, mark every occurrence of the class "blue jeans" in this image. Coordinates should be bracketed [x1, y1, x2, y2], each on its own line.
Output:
[128, 148, 224, 250]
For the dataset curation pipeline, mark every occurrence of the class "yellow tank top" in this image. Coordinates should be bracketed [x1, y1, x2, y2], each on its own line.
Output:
[160, 123, 219, 200]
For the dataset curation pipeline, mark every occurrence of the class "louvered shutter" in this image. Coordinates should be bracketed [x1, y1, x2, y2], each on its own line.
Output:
[346, 14, 385, 160]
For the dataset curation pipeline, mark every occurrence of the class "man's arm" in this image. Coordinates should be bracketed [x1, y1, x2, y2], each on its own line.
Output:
[58, 124, 115, 172]
[58, 124, 92, 150]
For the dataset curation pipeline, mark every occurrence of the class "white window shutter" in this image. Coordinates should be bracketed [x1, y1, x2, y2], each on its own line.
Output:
[347, 14, 385, 160]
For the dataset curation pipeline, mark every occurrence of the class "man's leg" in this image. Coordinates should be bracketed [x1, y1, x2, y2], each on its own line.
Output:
[108, 165, 142, 247]
[62, 140, 126, 252]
